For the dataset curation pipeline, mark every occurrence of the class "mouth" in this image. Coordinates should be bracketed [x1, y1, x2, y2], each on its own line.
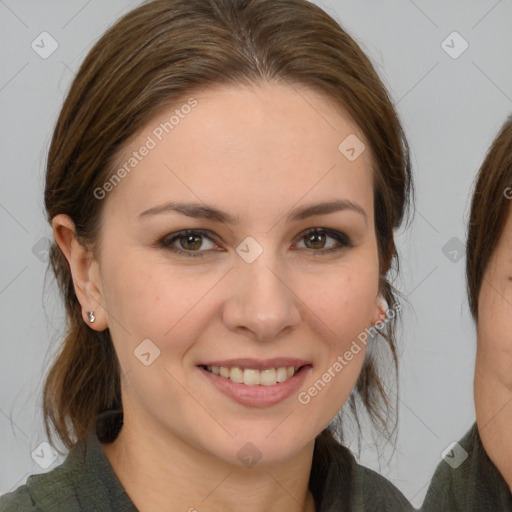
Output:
[199, 364, 305, 386]
[196, 359, 313, 407]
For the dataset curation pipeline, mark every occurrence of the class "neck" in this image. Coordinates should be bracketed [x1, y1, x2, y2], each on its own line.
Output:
[101, 408, 316, 512]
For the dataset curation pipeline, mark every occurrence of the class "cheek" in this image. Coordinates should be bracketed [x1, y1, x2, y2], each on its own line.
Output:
[102, 250, 208, 318]
[99, 253, 216, 363]
[477, 282, 512, 390]
[301, 259, 380, 338]
[295, 261, 378, 403]
[478, 282, 512, 352]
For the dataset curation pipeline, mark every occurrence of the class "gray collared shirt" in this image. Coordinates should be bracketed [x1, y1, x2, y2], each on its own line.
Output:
[0, 426, 413, 512]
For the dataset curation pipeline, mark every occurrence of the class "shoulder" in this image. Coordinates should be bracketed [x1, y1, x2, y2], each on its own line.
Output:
[0, 485, 39, 512]
[0, 426, 136, 512]
[422, 422, 512, 511]
[352, 463, 414, 511]
[311, 434, 413, 511]
[421, 424, 474, 509]
[0, 440, 87, 512]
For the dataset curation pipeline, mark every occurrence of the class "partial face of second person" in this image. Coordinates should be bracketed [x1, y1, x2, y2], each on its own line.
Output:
[68, 82, 385, 468]
[475, 203, 512, 488]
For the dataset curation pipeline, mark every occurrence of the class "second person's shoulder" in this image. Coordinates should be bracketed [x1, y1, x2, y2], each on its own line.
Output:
[421, 422, 512, 511]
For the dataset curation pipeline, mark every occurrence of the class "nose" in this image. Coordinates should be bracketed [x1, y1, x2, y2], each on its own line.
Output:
[222, 249, 301, 342]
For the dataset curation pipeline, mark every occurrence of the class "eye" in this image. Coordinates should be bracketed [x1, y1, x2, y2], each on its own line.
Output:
[294, 228, 352, 254]
[159, 229, 221, 258]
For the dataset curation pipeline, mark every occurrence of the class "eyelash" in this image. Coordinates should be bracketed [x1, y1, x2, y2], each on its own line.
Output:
[157, 228, 353, 258]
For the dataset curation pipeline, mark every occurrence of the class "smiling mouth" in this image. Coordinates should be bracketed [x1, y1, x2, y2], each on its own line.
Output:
[200, 365, 306, 386]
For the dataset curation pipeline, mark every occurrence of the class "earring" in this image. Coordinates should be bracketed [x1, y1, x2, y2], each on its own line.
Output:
[87, 311, 96, 323]
[376, 295, 389, 317]
[371, 295, 390, 329]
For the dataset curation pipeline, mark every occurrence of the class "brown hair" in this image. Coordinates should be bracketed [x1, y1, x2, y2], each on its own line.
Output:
[466, 116, 512, 320]
[43, 0, 412, 467]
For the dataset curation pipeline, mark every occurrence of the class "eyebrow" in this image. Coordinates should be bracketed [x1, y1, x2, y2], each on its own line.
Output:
[137, 199, 367, 225]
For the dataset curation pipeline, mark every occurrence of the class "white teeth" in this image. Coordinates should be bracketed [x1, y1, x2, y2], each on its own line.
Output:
[229, 367, 244, 383]
[243, 369, 260, 386]
[205, 365, 300, 386]
[276, 367, 288, 383]
[260, 368, 277, 386]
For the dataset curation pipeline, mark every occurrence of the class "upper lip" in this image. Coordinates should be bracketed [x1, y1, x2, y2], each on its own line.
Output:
[197, 358, 312, 370]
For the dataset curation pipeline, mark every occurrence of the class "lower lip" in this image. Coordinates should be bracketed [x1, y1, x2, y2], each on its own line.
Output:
[197, 365, 312, 407]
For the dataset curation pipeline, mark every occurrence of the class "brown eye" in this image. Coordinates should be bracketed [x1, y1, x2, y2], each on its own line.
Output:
[296, 228, 352, 253]
[159, 229, 220, 258]
[304, 231, 327, 250]
[179, 233, 203, 251]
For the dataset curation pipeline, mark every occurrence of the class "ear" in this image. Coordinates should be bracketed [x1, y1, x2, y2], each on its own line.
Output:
[370, 294, 389, 326]
[52, 214, 108, 331]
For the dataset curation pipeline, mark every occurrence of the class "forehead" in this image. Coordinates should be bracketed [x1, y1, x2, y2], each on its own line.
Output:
[105, 82, 375, 222]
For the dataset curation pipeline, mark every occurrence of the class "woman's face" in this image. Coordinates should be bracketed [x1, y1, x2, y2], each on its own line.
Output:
[93, 82, 383, 466]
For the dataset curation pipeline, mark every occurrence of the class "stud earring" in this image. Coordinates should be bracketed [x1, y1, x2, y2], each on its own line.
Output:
[377, 295, 389, 315]
[87, 311, 96, 323]
[371, 295, 390, 329]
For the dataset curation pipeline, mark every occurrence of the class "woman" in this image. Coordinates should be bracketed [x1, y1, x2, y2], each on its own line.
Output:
[422, 116, 512, 511]
[0, 0, 413, 510]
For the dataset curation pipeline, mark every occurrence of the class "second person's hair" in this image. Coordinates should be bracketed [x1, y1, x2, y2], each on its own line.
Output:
[466, 116, 512, 319]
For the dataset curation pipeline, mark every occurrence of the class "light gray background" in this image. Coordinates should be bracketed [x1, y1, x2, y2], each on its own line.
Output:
[1, 0, 511, 508]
